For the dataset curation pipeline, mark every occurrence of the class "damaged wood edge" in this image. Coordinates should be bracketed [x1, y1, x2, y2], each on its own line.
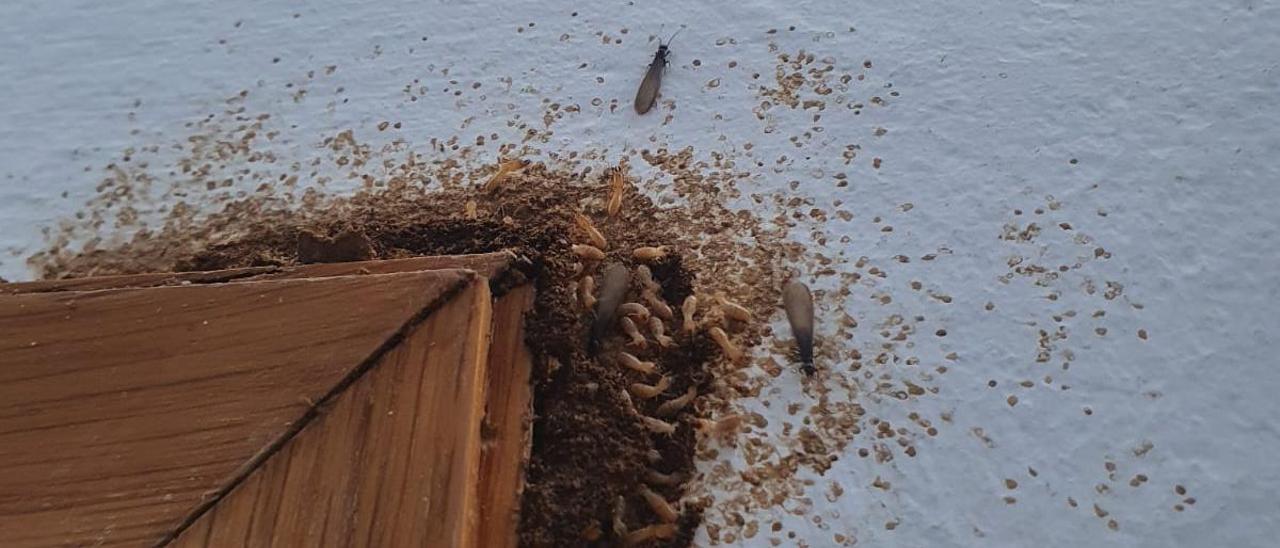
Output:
[154, 269, 485, 547]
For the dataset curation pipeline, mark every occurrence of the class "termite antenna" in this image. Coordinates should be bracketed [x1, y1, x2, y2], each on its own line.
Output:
[664, 26, 686, 46]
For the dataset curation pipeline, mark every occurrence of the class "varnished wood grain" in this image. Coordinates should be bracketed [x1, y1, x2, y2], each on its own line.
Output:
[171, 278, 494, 548]
[0, 270, 471, 547]
[476, 285, 536, 548]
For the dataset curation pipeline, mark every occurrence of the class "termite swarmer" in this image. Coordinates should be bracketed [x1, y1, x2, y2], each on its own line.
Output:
[590, 263, 630, 353]
[634, 28, 684, 115]
[782, 280, 816, 375]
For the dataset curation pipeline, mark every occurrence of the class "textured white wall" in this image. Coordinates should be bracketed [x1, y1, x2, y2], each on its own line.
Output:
[1, 1, 1277, 546]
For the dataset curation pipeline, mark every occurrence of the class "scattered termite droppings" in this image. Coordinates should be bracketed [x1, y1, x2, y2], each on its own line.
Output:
[935, 329, 947, 337]
[638, 485, 680, 523]
[1175, 485, 1187, 496]
[872, 157, 882, 169]
[708, 326, 744, 362]
[572, 243, 606, 261]
[633, 246, 668, 261]
[1005, 479, 1018, 490]
[1138, 329, 1148, 340]
[1084, 407, 1093, 416]
[617, 352, 656, 374]
[1107, 520, 1119, 531]
[1007, 395, 1019, 407]
[681, 295, 698, 333]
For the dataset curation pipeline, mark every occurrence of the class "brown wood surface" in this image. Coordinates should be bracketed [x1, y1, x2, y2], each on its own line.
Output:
[0, 252, 517, 296]
[0, 270, 471, 547]
[475, 285, 536, 548]
[172, 279, 494, 548]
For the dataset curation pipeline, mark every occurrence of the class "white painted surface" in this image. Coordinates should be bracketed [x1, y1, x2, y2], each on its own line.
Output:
[2, 1, 1277, 546]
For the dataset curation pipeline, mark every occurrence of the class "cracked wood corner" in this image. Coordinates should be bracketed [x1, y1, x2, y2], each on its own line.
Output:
[0, 254, 535, 548]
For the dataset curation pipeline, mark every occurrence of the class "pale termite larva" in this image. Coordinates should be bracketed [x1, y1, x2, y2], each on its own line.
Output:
[681, 295, 698, 333]
[649, 316, 675, 348]
[655, 385, 696, 417]
[619, 388, 638, 415]
[612, 496, 629, 539]
[635, 264, 662, 293]
[645, 470, 684, 486]
[482, 158, 526, 192]
[644, 292, 674, 320]
[632, 246, 668, 261]
[607, 168, 625, 217]
[574, 213, 608, 249]
[572, 243, 606, 261]
[630, 375, 672, 399]
[708, 326, 744, 362]
[579, 275, 597, 310]
[623, 523, 677, 547]
[617, 352, 657, 375]
[464, 199, 478, 219]
[640, 415, 677, 435]
[714, 292, 753, 322]
[697, 413, 745, 440]
[638, 485, 680, 523]
[620, 316, 648, 349]
[618, 302, 651, 322]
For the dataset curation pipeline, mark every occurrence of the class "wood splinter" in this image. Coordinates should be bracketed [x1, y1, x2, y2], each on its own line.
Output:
[630, 376, 672, 399]
[617, 352, 656, 375]
[708, 326, 744, 362]
[638, 484, 680, 523]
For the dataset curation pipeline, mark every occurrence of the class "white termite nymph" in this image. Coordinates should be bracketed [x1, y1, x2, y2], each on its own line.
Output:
[623, 524, 677, 547]
[620, 316, 648, 349]
[649, 316, 675, 348]
[640, 415, 677, 435]
[572, 243, 606, 261]
[618, 302, 651, 322]
[632, 246, 668, 261]
[714, 292, 753, 322]
[617, 351, 656, 375]
[645, 470, 684, 486]
[681, 295, 698, 333]
[707, 326, 744, 363]
[578, 275, 597, 309]
[644, 292, 674, 320]
[655, 385, 697, 417]
[638, 484, 680, 523]
[630, 375, 672, 399]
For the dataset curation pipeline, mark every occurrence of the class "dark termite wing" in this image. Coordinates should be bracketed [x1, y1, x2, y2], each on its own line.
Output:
[782, 281, 816, 375]
[634, 46, 667, 114]
[590, 263, 631, 352]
